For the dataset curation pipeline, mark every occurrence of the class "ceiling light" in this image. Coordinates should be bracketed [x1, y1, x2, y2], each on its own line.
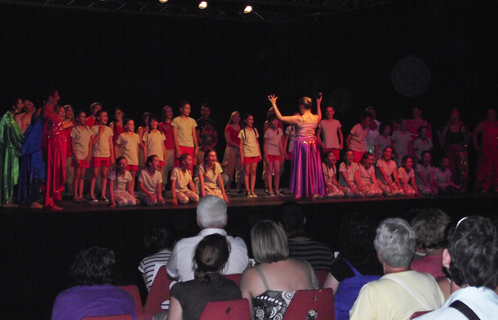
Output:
[158, 0, 168, 3]
[244, 5, 252, 13]
[198, 1, 207, 9]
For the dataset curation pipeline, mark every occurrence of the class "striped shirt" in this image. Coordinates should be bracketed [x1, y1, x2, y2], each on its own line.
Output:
[138, 250, 172, 291]
[288, 234, 334, 271]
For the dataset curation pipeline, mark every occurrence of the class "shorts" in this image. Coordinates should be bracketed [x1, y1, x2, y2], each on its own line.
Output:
[127, 165, 139, 171]
[159, 161, 165, 168]
[244, 156, 259, 165]
[72, 159, 90, 169]
[92, 157, 111, 168]
[267, 155, 280, 162]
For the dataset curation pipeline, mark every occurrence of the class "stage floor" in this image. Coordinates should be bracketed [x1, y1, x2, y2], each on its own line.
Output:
[2, 191, 497, 320]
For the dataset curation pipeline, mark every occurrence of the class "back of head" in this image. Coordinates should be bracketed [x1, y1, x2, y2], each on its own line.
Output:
[144, 226, 177, 251]
[299, 97, 312, 110]
[339, 212, 378, 265]
[279, 201, 305, 234]
[374, 218, 416, 268]
[447, 216, 498, 289]
[197, 195, 227, 229]
[70, 247, 116, 285]
[194, 234, 230, 284]
[410, 208, 451, 250]
[251, 220, 289, 264]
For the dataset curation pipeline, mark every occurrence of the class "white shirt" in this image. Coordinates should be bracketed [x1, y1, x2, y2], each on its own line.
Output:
[91, 126, 113, 157]
[116, 132, 141, 166]
[143, 130, 166, 161]
[70, 125, 93, 160]
[417, 287, 498, 320]
[239, 128, 260, 157]
[171, 116, 197, 147]
[264, 127, 282, 156]
[166, 228, 249, 282]
[318, 119, 342, 149]
[349, 124, 368, 152]
[138, 169, 162, 194]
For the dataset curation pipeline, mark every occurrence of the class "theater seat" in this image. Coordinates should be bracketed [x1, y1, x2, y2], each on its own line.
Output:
[283, 288, 334, 320]
[223, 273, 242, 285]
[143, 265, 173, 320]
[199, 299, 251, 320]
[118, 285, 144, 320]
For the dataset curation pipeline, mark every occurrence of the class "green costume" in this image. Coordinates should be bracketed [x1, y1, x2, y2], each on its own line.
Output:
[0, 111, 24, 204]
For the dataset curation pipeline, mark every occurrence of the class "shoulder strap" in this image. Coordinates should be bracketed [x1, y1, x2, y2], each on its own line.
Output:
[450, 300, 480, 320]
[303, 260, 319, 289]
[254, 265, 270, 291]
[383, 273, 432, 310]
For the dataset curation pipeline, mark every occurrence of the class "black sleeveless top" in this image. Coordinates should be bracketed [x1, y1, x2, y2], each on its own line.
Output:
[446, 124, 465, 145]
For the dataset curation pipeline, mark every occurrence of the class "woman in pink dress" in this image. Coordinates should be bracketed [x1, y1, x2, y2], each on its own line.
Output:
[474, 108, 498, 192]
[268, 93, 325, 200]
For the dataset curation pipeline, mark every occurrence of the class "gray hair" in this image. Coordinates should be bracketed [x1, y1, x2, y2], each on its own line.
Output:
[197, 196, 227, 229]
[374, 218, 416, 268]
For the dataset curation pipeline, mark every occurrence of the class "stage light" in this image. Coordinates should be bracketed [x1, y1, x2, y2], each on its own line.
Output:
[198, 1, 207, 9]
[244, 5, 252, 13]
[158, 0, 168, 3]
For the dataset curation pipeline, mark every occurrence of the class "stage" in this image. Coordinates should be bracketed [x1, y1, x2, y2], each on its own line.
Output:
[2, 190, 497, 320]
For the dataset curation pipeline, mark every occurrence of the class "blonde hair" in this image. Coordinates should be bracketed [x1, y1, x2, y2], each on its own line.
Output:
[251, 220, 289, 263]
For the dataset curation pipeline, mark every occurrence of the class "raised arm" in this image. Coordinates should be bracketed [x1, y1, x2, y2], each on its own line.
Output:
[267, 94, 302, 124]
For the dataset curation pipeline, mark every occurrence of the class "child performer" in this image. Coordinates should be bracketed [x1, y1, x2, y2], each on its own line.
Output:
[339, 150, 363, 197]
[143, 115, 167, 169]
[171, 153, 199, 205]
[172, 101, 198, 172]
[70, 111, 93, 202]
[434, 156, 461, 194]
[109, 107, 125, 158]
[239, 113, 262, 198]
[115, 118, 141, 191]
[374, 123, 392, 162]
[222, 111, 244, 194]
[63, 105, 75, 199]
[391, 118, 412, 166]
[108, 156, 138, 207]
[264, 115, 285, 196]
[198, 148, 229, 202]
[359, 152, 383, 197]
[317, 105, 343, 160]
[411, 126, 433, 163]
[89, 110, 114, 202]
[346, 112, 372, 163]
[415, 151, 437, 196]
[322, 151, 344, 197]
[376, 147, 405, 196]
[159, 105, 175, 190]
[398, 156, 419, 197]
[138, 155, 164, 206]
[137, 112, 151, 171]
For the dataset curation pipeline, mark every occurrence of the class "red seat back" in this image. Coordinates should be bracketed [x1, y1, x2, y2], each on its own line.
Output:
[81, 315, 133, 320]
[143, 265, 173, 320]
[199, 299, 251, 320]
[223, 273, 242, 286]
[118, 285, 144, 320]
[283, 288, 334, 320]
[314, 270, 329, 287]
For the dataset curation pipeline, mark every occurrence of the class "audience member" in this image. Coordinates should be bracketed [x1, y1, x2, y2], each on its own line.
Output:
[240, 220, 319, 319]
[164, 234, 242, 320]
[323, 212, 383, 320]
[138, 226, 177, 291]
[349, 218, 444, 320]
[409, 208, 451, 279]
[278, 201, 334, 270]
[417, 216, 498, 319]
[51, 247, 137, 320]
[167, 195, 249, 281]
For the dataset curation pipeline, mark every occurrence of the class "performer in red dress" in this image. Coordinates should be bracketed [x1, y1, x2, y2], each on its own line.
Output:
[42, 90, 74, 210]
[474, 108, 498, 192]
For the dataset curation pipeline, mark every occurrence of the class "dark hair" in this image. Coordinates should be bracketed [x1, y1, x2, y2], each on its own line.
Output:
[179, 153, 190, 165]
[201, 102, 210, 111]
[76, 110, 86, 118]
[410, 208, 451, 250]
[90, 102, 102, 111]
[417, 125, 428, 136]
[447, 216, 498, 289]
[123, 118, 133, 126]
[141, 112, 152, 127]
[379, 123, 391, 135]
[148, 115, 160, 133]
[145, 155, 157, 168]
[402, 155, 413, 165]
[202, 148, 218, 176]
[360, 111, 372, 121]
[193, 234, 230, 284]
[96, 109, 107, 120]
[361, 152, 373, 163]
[180, 100, 190, 109]
[144, 226, 176, 251]
[279, 201, 305, 234]
[70, 247, 117, 285]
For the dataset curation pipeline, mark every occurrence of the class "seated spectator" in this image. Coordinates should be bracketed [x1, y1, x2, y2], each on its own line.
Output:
[138, 226, 177, 291]
[350, 218, 444, 320]
[240, 220, 319, 319]
[417, 216, 498, 319]
[278, 201, 334, 270]
[409, 208, 451, 280]
[323, 212, 383, 320]
[159, 234, 242, 320]
[167, 195, 249, 282]
[51, 247, 137, 320]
